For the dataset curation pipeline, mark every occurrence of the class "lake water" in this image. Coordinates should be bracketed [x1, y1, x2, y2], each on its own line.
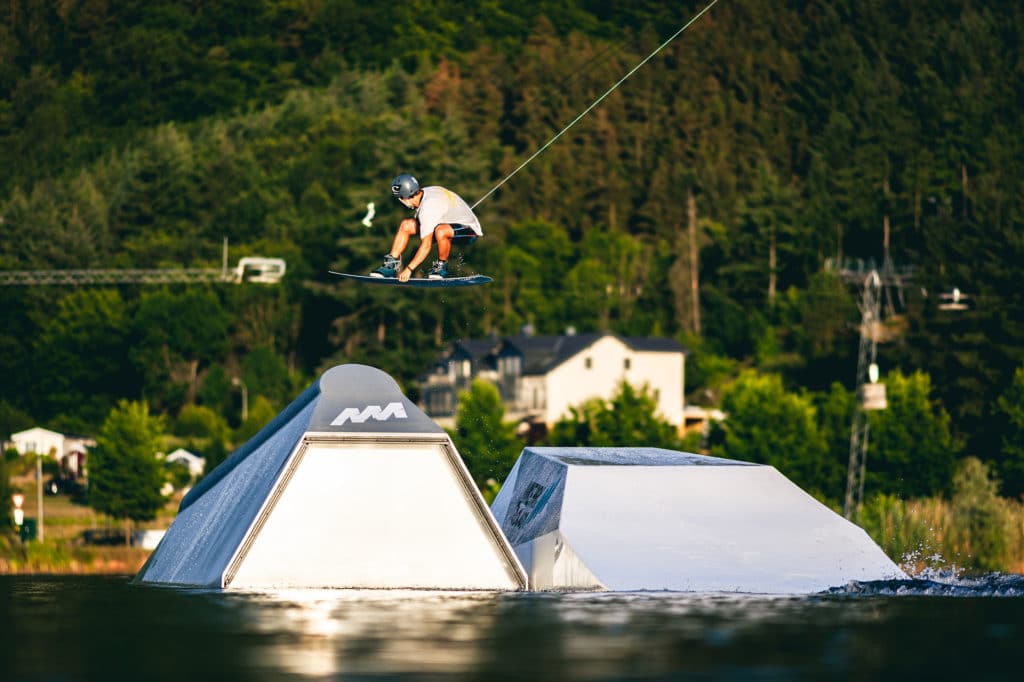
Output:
[3, 574, 1023, 680]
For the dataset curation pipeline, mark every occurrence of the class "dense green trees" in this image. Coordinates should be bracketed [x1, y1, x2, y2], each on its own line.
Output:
[867, 370, 959, 499]
[995, 368, 1024, 499]
[710, 371, 831, 498]
[704, 369, 960, 504]
[0, 1, 1021, 504]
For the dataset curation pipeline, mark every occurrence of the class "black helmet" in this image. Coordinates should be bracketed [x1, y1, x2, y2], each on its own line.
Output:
[391, 173, 420, 199]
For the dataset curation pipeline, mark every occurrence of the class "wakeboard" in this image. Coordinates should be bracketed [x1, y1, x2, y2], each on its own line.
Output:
[329, 271, 493, 288]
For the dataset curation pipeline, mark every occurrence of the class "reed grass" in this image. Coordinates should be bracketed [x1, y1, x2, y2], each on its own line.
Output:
[859, 458, 1024, 575]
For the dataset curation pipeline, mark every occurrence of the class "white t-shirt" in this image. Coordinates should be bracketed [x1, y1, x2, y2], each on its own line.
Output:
[415, 186, 483, 238]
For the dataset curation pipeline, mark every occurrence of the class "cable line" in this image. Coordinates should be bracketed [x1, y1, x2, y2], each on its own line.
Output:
[472, 0, 723, 209]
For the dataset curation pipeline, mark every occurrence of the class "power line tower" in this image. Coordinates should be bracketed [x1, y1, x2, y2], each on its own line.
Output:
[828, 258, 913, 520]
[845, 270, 883, 520]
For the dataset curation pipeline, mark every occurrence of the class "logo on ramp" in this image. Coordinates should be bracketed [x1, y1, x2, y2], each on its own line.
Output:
[331, 402, 408, 425]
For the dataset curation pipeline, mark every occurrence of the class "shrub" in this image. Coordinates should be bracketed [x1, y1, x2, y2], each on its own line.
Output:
[174, 404, 228, 440]
[950, 457, 1011, 572]
[859, 494, 947, 570]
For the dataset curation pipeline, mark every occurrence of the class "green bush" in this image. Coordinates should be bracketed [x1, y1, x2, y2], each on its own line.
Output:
[0, 455, 11, 532]
[859, 459, 1023, 574]
[174, 404, 228, 440]
[232, 396, 278, 444]
[950, 457, 1011, 572]
[451, 380, 520, 488]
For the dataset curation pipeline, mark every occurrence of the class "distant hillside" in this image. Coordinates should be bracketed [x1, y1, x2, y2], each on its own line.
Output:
[0, 0, 1021, 489]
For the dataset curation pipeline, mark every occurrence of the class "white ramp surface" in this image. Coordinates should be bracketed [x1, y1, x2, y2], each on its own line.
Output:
[136, 364, 526, 590]
[491, 448, 906, 594]
[233, 442, 521, 589]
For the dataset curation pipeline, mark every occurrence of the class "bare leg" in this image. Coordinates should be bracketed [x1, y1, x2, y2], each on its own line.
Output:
[389, 219, 419, 258]
[435, 224, 454, 261]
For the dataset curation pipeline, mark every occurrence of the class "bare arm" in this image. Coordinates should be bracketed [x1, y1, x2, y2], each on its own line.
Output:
[400, 233, 434, 281]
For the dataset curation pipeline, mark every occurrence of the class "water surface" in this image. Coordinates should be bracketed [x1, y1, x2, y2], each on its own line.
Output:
[2, 575, 1023, 680]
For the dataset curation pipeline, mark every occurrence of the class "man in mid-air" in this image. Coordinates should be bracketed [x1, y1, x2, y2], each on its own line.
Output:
[370, 173, 483, 281]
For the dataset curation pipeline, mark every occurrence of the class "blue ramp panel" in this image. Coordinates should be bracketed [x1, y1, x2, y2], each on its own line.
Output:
[137, 399, 316, 587]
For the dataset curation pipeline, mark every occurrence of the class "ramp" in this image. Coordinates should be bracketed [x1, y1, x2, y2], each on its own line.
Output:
[136, 364, 526, 590]
[490, 447, 906, 594]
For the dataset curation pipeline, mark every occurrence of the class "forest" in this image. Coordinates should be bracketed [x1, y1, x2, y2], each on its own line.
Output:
[0, 0, 1022, 522]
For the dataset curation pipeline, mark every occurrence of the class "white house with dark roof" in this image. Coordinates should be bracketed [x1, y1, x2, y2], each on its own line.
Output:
[421, 332, 686, 433]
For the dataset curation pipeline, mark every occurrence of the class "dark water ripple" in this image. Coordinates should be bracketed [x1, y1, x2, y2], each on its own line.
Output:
[827, 572, 1024, 597]
[2, 574, 1024, 681]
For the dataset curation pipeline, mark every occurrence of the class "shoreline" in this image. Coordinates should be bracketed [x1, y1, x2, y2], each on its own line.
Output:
[0, 542, 151, 575]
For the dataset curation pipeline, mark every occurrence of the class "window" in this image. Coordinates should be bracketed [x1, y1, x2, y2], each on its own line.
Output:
[500, 355, 522, 375]
[585, 357, 593, 369]
[624, 358, 631, 370]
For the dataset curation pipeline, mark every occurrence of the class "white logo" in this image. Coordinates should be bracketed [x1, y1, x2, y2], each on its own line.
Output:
[331, 402, 408, 425]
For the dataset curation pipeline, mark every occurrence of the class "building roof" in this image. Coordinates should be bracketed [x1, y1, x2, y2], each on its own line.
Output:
[11, 427, 63, 440]
[430, 332, 686, 379]
[623, 336, 687, 353]
[510, 333, 687, 374]
[455, 338, 499, 360]
[499, 333, 605, 374]
[166, 448, 205, 464]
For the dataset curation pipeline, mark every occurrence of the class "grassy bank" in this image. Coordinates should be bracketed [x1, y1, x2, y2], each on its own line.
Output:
[860, 495, 1024, 575]
[859, 459, 1024, 575]
[0, 536, 150, 575]
[1, 491, 173, 575]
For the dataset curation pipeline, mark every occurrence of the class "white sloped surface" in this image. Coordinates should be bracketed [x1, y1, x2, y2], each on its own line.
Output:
[491, 448, 906, 594]
[231, 442, 523, 589]
[559, 465, 905, 593]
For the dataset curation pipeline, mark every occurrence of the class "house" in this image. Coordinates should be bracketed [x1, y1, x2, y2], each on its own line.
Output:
[62, 434, 95, 478]
[420, 331, 686, 434]
[9, 427, 95, 479]
[683, 405, 727, 437]
[164, 448, 206, 478]
[10, 427, 65, 458]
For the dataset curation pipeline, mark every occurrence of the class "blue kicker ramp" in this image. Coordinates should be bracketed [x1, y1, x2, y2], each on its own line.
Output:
[135, 364, 525, 590]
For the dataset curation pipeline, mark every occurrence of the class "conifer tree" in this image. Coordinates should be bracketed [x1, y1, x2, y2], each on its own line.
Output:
[89, 400, 166, 545]
[452, 380, 520, 488]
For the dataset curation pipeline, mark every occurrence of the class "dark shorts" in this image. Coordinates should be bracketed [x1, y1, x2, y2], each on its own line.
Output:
[450, 224, 479, 246]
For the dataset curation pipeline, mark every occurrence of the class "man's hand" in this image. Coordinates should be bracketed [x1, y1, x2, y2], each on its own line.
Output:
[398, 266, 413, 282]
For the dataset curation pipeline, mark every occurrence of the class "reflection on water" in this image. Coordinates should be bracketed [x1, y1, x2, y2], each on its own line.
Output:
[2, 575, 1024, 681]
[234, 590, 504, 677]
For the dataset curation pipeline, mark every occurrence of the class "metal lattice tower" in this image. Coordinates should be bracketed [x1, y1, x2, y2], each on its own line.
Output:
[828, 259, 913, 520]
[844, 271, 881, 519]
